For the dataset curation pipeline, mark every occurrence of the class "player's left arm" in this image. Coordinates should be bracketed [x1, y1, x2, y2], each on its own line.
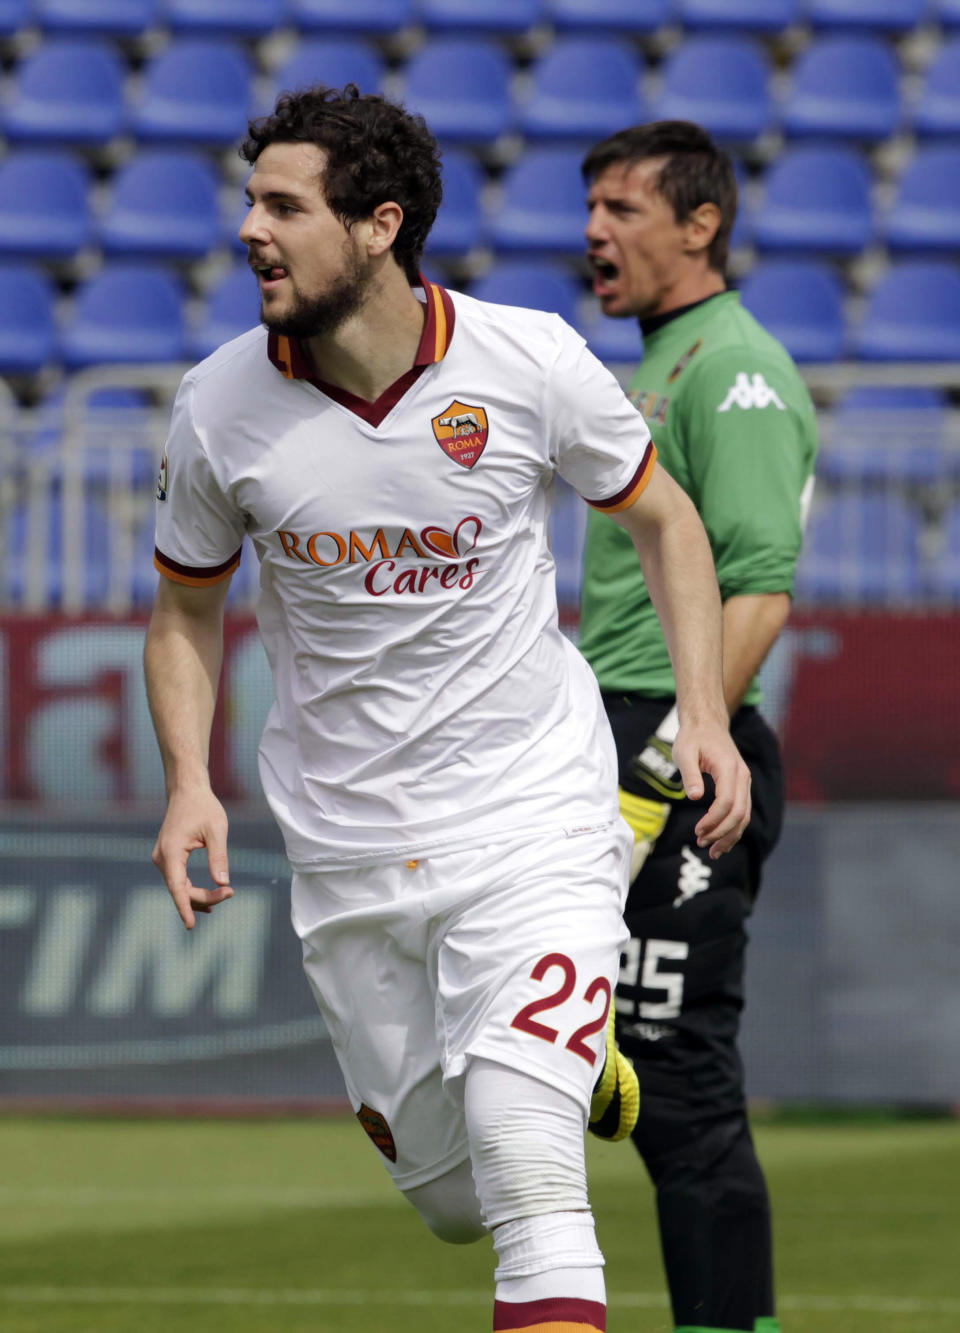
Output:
[722, 591, 791, 715]
[608, 464, 751, 858]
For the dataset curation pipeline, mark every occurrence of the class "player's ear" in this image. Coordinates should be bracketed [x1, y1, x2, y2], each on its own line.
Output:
[683, 201, 721, 258]
[365, 201, 404, 259]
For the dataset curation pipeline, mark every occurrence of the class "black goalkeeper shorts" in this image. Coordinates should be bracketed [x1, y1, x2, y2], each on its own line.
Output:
[601, 695, 785, 1124]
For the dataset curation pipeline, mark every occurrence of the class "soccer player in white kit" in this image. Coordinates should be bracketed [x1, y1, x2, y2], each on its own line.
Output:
[146, 86, 751, 1333]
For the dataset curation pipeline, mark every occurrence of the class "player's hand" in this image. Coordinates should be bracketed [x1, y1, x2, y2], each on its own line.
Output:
[672, 717, 751, 860]
[619, 729, 687, 879]
[152, 785, 233, 929]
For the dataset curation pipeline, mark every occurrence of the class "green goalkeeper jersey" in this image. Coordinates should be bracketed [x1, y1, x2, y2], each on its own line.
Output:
[578, 290, 818, 705]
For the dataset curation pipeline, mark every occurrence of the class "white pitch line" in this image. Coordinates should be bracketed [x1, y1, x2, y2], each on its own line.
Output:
[2, 1288, 959, 1315]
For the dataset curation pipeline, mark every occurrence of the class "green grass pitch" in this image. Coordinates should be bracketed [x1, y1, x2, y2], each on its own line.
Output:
[0, 1113, 958, 1332]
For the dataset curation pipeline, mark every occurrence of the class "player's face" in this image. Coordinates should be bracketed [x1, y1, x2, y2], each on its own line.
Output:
[585, 158, 689, 320]
[240, 141, 373, 340]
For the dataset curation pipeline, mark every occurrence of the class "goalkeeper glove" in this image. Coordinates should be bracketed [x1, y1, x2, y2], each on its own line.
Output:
[618, 705, 685, 879]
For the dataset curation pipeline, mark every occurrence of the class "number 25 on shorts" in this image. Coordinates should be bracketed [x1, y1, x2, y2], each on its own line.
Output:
[510, 952, 612, 1064]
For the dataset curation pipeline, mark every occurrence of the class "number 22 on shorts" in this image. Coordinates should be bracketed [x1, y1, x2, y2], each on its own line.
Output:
[509, 952, 612, 1064]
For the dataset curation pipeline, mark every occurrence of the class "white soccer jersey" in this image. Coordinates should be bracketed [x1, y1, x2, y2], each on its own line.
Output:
[155, 278, 656, 869]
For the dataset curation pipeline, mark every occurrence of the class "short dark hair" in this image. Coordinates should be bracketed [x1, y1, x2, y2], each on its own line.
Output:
[582, 121, 737, 275]
[240, 84, 443, 285]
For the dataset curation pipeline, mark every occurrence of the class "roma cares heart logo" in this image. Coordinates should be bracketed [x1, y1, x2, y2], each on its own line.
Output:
[432, 400, 489, 469]
[420, 515, 482, 559]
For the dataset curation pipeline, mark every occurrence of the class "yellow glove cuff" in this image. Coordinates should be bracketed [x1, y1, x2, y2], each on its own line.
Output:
[619, 787, 670, 843]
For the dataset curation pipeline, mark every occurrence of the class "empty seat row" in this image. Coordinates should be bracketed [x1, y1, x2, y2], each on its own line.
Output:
[2, 257, 960, 375]
[3, 140, 960, 269]
[6, 34, 960, 148]
[4, 1, 960, 39]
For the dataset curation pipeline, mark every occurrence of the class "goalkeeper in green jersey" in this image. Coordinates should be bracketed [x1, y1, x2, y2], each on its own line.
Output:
[580, 122, 818, 1333]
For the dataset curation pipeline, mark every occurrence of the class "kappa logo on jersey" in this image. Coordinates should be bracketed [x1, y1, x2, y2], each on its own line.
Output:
[674, 846, 712, 907]
[432, 399, 489, 469]
[155, 448, 168, 502]
[356, 1103, 397, 1162]
[717, 372, 786, 413]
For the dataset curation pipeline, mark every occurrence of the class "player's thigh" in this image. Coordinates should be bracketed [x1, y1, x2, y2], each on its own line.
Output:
[293, 868, 470, 1191]
[434, 822, 632, 1117]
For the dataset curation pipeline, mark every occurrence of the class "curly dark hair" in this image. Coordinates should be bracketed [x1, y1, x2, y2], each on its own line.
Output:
[240, 84, 443, 285]
[582, 121, 737, 276]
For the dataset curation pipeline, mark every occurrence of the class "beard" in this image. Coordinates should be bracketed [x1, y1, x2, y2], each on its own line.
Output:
[259, 239, 372, 341]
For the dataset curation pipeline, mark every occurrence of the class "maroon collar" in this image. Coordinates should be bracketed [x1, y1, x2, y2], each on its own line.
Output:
[266, 274, 456, 426]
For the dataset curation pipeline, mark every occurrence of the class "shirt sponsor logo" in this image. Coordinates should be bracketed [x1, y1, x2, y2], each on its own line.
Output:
[717, 371, 786, 413]
[432, 399, 489, 469]
[275, 516, 483, 598]
[155, 449, 168, 502]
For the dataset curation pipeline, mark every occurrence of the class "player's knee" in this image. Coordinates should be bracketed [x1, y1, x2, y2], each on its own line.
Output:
[402, 1157, 486, 1245]
[464, 1057, 589, 1227]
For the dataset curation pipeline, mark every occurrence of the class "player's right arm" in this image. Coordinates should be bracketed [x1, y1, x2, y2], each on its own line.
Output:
[144, 573, 234, 930]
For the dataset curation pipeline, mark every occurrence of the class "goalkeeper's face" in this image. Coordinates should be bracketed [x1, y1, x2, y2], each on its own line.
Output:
[585, 158, 693, 321]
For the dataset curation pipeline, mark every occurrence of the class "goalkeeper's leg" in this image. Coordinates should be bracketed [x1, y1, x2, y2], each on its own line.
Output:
[619, 855, 778, 1333]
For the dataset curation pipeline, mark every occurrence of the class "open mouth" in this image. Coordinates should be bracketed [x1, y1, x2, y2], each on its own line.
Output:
[590, 257, 620, 293]
[253, 264, 289, 288]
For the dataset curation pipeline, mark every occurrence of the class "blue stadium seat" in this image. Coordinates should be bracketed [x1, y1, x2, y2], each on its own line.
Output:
[34, 0, 157, 33]
[924, 501, 960, 601]
[749, 145, 873, 255]
[0, 151, 93, 260]
[99, 150, 221, 260]
[470, 261, 581, 326]
[189, 261, 261, 360]
[289, 0, 414, 32]
[675, 0, 800, 31]
[794, 493, 924, 603]
[883, 146, 960, 254]
[738, 259, 846, 362]
[416, 0, 543, 32]
[162, 0, 288, 36]
[936, 0, 960, 28]
[517, 39, 646, 142]
[425, 149, 485, 256]
[1, 38, 127, 146]
[0, 266, 57, 373]
[819, 386, 949, 486]
[577, 300, 643, 364]
[780, 36, 901, 141]
[854, 261, 960, 360]
[60, 264, 188, 367]
[0, 0, 32, 36]
[267, 39, 385, 107]
[911, 38, 960, 139]
[6, 495, 113, 608]
[131, 39, 254, 146]
[650, 37, 772, 144]
[543, 0, 669, 31]
[803, 0, 927, 34]
[400, 38, 512, 144]
[22, 383, 156, 488]
[488, 146, 587, 255]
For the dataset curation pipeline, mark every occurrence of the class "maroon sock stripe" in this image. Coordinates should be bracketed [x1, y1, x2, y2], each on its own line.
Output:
[493, 1295, 606, 1331]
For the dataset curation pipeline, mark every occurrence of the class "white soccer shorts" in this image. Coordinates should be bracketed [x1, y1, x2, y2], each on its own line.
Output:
[291, 821, 632, 1189]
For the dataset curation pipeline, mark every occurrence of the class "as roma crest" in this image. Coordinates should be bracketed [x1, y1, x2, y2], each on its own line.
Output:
[432, 400, 489, 469]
